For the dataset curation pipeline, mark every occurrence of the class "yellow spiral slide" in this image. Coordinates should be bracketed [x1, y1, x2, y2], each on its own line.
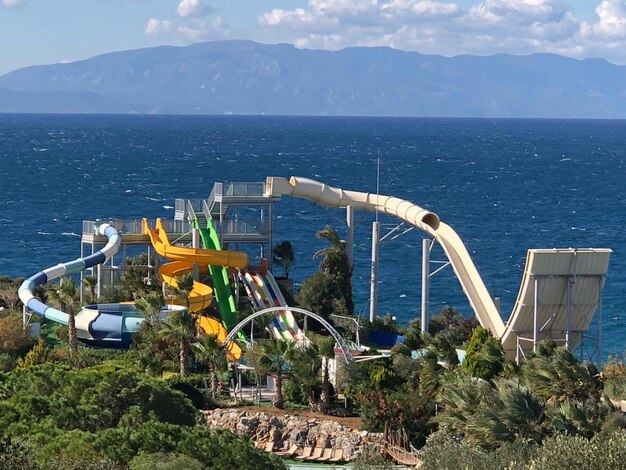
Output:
[143, 218, 248, 360]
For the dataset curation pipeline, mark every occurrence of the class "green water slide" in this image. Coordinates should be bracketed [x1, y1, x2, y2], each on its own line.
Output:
[194, 218, 239, 331]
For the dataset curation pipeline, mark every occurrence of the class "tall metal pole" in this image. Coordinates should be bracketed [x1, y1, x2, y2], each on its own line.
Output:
[533, 277, 540, 352]
[346, 205, 354, 267]
[79, 242, 85, 303]
[268, 203, 274, 272]
[369, 221, 379, 322]
[96, 263, 103, 300]
[370, 152, 381, 322]
[421, 238, 432, 333]
[565, 277, 572, 350]
[598, 276, 603, 367]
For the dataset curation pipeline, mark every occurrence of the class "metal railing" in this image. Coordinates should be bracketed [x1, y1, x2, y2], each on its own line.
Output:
[222, 182, 265, 197]
[222, 220, 270, 236]
[202, 199, 212, 221]
[174, 199, 186, 220]
[83, 218, 190, 236]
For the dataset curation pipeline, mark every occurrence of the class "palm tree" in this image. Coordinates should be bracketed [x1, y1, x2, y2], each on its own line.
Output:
[83, 275, 98, 303]
[425, 331, 459, 369]
[245, 342, 266, 404]
[46, 277, 80, 360]
[159, 307, 196, 377]
[286, 341, 322, 410]
[192, 333, 227, 399]
[260, 339, 291, 409]
[314, 226, 353, 314]
[438, 377, 545, 449]
[314, 335, 336, 412]
[172, 272, 195, 310]
[314, 226, 345, 270]
[522, 344, 602, 405]
[273, 240, 295, 278]
[136, 290, 165, 325]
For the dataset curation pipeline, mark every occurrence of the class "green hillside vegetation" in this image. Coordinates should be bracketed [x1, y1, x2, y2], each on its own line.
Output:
[1, 246, 625, 470]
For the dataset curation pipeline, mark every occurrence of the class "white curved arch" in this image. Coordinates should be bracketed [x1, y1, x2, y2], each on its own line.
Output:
[223, 306, 354, 363]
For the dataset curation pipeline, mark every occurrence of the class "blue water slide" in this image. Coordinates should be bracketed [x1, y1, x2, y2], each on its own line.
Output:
[18, 223, 187, 348]
[18, 223, 120, 325]
[18, 224, 121, 325]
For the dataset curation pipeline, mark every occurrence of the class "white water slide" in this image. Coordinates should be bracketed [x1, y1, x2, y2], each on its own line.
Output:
[266, 176, 611, 359]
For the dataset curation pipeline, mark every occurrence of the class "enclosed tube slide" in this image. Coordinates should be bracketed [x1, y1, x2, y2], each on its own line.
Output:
[18, 223, 120, 325]
[266, 177, 610, 358]
[16, 223, 175, 348]
[266, 176, 505, 337]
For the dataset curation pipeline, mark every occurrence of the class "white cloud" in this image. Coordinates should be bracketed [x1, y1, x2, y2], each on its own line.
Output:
[581, 0, 626, 38]
[145, 0, 226, 41]
[146, 18, 172, 36]
[178, 16, 228, 40]
[2, 0, 23, 8]
[177, 0, 211, 19]
[145, 15, 227, 42]
[254, 0, 626, 64]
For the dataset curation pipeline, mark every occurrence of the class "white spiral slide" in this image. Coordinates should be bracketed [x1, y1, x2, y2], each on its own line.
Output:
[266, 176, 610, 358]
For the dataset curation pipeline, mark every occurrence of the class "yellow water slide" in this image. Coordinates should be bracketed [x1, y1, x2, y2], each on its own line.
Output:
[143, 218, 248, 359]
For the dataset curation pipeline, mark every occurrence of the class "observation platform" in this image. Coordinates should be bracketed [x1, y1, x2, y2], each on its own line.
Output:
[175, 181, 279, 250]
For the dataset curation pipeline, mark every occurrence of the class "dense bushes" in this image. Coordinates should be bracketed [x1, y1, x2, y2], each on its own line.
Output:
[420, 430, 626, 470]
[0, 362, 286, 469]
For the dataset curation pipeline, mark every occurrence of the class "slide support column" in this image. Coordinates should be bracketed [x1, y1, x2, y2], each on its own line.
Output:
[533, 277, 540, 352]
[598, 276, 603, 367]
[346, 205, 354, 267]
[421, 238, 432, 334]
[97, 263, 103, 300]
[192, 228, 200, 249]
[565, 277, 573, 350]
[369, 221, 379, 322]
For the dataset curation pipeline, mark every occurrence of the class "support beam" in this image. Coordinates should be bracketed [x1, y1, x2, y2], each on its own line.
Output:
[79, 242, 85, 303]
[421, 238, 432, 334]
[346, 205, 354, 267]
[192, 228, 200, 249]
[565, 277, 572, 350]
[533, 277, 540, 352]
[369, 221, 380, 322]
[598, 277, 603, 367]
[96, 263, 103, 300]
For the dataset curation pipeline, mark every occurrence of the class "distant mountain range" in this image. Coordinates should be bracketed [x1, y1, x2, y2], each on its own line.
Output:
[1, 40, 625, 118]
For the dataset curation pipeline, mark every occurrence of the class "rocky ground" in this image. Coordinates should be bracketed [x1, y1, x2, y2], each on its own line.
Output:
[202, 407, 384, 461]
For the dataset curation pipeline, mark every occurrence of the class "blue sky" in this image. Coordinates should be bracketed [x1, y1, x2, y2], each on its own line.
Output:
[1, 1, 624, 75]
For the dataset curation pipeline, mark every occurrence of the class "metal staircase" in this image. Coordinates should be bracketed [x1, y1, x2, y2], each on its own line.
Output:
[173, 181, 280, 266]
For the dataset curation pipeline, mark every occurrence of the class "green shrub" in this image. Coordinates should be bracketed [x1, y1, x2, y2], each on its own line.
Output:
[462, 327, 505, 380]
[421, 429, 626, 470]
[0, 437, 39, 470]
[603, 358, 626, 400]
[420, 432, 536, 470]
[283, 379, 307, 405]
[353, 448, 395, 469]
[129, 452, 204, 470]
[0, 353, 15, 372]
[529, 430, 626, 470]
[166, 375, 208, 409]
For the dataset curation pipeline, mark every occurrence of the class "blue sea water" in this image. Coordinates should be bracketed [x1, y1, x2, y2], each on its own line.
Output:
[0, 114, 624, 358]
